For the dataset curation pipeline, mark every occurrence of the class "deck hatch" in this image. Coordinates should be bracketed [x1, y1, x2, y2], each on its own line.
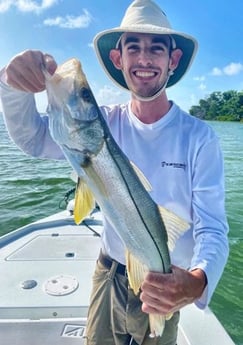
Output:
[6, 234, 100, 261]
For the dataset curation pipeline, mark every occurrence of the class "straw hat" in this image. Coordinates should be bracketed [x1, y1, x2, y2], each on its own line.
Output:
[93, 0, 198, 91]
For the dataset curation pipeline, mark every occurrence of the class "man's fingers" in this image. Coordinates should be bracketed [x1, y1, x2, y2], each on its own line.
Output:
[43, 53, 57, 75]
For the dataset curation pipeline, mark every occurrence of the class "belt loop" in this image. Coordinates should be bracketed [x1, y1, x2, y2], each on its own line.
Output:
[107, 260, 118, 280]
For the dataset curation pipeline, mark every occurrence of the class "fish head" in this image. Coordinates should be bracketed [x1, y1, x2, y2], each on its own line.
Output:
[44, 58, 105, 164]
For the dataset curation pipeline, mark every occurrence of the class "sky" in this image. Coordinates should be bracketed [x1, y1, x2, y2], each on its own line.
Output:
[0, 0, 243, 113]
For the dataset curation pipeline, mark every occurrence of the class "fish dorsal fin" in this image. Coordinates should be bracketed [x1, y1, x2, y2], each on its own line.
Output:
[158, 206, 190, 251]
[130, 161, 152, 192]
[74, 177, 95, 224]
[125, 250, 148, 295]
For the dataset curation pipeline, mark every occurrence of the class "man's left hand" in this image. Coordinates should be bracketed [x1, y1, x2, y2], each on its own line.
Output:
[140, 266, 207, 315]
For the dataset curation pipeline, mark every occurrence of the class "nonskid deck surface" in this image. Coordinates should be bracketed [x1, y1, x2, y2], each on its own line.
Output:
[0, 210, 102, 317]
[0, 210, 235, 345]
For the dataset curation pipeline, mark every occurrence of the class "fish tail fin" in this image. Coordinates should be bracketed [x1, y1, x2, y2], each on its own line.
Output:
[125, 250, 148, 295]
[125, 250, 174, 338]
[74, 177, 95, 224]
[158, 206, 190, 252]
[149, 314, 166, 338]
[149, 313, 172, 338]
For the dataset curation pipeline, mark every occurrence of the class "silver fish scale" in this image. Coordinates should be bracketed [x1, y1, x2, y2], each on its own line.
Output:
[83, 139, 171, 273]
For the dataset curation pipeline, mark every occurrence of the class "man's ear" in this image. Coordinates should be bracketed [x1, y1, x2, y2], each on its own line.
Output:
[169, 48, 183, 71]
[109, 49, 123, 70]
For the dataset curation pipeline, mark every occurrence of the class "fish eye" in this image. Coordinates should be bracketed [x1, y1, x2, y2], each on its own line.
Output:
[80, 87, 91, 102]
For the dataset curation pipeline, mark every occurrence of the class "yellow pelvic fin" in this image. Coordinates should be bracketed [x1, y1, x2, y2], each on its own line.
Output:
[74, 177, 95, 225]
[125, 250, 148, 295]
[158, 206, 190, 252]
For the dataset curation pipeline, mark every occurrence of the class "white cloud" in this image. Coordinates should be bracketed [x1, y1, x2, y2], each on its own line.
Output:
[0, 0, 57, 13]
[223, 62, 243, 76]
[96, 85, 128, 105]
[193, 76, 205, 82]
[189, 94, 198, 106]
[211, 67, 223, 76]
[193, 76, 207, 92]
[88, 42, 94, 49]
[43, 9, 92, 29]
[0, 0, 11, 12]
[198, 83, 206, 91]
[210, 62, 243, 76]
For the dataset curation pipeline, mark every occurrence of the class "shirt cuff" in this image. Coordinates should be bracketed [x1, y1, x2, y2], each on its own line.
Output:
[194, 284, 209, 309]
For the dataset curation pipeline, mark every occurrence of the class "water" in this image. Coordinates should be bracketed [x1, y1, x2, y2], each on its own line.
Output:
[0, 115, 242, 344]
[208, 121, 243, 345]
[0, 115, 74, 234]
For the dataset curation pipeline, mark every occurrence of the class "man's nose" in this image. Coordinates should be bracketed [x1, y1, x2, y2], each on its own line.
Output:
[137, 49, 152, 66]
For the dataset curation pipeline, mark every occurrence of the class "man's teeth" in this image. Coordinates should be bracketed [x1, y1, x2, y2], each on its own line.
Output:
[135, 71, 155, 77]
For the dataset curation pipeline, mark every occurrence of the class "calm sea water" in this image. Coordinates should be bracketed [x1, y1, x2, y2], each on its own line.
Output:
[0, 115, 242, 344]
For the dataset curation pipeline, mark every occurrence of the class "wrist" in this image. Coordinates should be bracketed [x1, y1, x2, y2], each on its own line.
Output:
[190, 268, 207, 299]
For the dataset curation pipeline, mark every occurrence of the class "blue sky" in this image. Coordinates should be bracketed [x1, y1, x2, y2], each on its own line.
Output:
[0, 0, 242, 112]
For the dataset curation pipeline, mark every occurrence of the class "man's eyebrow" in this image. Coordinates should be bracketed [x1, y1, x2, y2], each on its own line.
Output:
[123, 36, 139, 45]
[151, 36, 170, 46]
[123, 35, 170, 47]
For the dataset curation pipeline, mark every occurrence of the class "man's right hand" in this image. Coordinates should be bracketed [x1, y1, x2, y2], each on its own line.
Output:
[5, 50, 57, 93]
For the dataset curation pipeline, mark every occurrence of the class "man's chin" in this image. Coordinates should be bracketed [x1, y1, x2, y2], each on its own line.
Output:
[132, 89, 160, 99]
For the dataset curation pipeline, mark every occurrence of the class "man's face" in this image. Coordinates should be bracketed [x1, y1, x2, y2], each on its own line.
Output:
[110, 33, 173, 98]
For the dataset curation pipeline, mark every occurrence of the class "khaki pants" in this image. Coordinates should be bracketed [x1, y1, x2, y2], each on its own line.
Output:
[84, 260, 179, 345]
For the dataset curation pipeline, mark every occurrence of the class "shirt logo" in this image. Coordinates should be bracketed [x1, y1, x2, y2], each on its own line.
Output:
[161, 161, 186, 170]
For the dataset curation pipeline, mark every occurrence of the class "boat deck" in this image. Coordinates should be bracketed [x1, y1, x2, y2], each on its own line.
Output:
[0, 210, 235, 345]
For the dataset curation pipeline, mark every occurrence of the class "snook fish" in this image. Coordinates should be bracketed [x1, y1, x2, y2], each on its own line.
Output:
[44, 58, 189, 337]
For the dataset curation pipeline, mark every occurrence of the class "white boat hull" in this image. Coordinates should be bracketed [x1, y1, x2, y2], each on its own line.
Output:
[0, 209, 235, 344]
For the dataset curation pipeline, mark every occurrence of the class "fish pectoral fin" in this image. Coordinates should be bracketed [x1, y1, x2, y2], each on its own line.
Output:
[125, 250, 148, 295]
[158, 206, 190, 252]
[130, 161, 152, 192]
[85, 165, 109, 198]
[74, 177, 95, 225]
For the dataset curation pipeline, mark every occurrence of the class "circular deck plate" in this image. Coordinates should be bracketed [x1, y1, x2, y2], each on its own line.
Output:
[43, 274, 79, 296]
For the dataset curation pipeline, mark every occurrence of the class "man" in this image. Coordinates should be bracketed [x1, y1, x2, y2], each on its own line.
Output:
[0, 1, 229, 344]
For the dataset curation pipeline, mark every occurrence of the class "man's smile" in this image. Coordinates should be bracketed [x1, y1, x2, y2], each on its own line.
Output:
[134, 70, 158, 78]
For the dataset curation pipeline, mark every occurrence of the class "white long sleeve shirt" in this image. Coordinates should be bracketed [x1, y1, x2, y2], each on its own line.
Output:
[0, 75, 229, 309]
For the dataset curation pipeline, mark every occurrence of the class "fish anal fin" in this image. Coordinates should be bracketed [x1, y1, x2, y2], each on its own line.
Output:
[125, 250, 148, 295]
[74, 177, 95, 224]
[130, 161, 152, 192]
[158, 206, 190, 252]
